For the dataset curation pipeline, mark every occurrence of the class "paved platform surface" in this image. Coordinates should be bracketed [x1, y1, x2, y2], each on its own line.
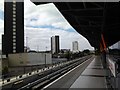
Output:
[70, 56, 107, 88]
[44, 56, 94, 89]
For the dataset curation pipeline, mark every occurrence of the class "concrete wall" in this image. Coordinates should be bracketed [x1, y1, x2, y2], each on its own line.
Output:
[52, 58, 67, 64]
[0, 55, 8, 76]
[28, 53, 52, 65]
[0, 59, 2, 76]
[8, 53, 52, 66]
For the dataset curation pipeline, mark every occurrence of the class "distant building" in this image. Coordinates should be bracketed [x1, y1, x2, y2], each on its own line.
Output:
[111, 41, 120, 49]
[72, 41, 79, 53]
[2, 0, 24, 55]
[60, 49, 70, 53]
[51, 36, 60, 54]
[118, 41, 120, 49]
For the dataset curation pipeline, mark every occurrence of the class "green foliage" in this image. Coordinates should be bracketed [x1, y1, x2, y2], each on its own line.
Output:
[83, 49, 90, 55]
[2, 66, 8, 74]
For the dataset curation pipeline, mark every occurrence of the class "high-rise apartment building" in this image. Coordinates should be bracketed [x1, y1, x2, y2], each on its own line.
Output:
[51, 36, 60, 54]
[72, 41, 79, 53]
[2, 0, 24, 54]
[111, 40, 120, 50]
[118, 41, 120, 49]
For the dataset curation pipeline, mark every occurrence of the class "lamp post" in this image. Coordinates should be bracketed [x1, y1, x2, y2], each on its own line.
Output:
[0, 42, 2, 64]
[26, 36, 30, 52]
[0, 43, 2, 58]
[26, 36, 28, 48]
[45, 46, 47, 67]
[0, 42, 4, 78]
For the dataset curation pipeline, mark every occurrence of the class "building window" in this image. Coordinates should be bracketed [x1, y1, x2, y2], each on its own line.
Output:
[13, 22, 16, 24]
[13, 46, 16, 49]
[13, 50, 16, 53]
[13, 18, 16, 21]
[13, 25, 16, 29]
[13, 43, 16, 46]
[13, 36, 16, 39]
[13, 0, 16, 4]
[13, 7, 16, 11]
[13, 32, 16, 35]
[13, 15, 16, 18]
[13, 4, 16, 7]
[13, 39, 16, 44]
[13, 28, 16, 32]
[13, 11, 16, 14]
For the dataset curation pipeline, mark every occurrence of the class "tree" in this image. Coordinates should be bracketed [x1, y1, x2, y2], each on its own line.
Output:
[83, 49, 90, 55]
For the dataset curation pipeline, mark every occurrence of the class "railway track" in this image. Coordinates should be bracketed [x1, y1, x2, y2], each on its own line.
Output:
[2, 55, 93, 90]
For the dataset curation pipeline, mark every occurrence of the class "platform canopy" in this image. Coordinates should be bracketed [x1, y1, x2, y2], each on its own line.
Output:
[31, 1, 120, 49]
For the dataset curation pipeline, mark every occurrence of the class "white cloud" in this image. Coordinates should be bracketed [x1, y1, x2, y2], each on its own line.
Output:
[25, 27, 94, 51]
[24, 0, 94, 51]
[0, 0, 4, 11]
[0, 20, 4, 36]
[24, 0, 72, 30]
[0, 0, 4, 50]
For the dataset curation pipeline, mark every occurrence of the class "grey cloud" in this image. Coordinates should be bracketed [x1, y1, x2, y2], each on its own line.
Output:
[24, 0, 94, 51]
[25, 27, 94, 51]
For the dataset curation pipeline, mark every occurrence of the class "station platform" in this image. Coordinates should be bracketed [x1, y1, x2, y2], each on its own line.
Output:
[1, 55, 110, 89]
[70, 56, 107, 89]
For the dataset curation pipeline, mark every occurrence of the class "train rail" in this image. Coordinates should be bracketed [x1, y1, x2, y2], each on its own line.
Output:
[2, 55, 93, 90]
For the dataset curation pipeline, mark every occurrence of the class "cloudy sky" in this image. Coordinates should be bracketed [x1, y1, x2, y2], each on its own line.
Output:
[0, 0, 4, 50]
[0, 0, 94, 51]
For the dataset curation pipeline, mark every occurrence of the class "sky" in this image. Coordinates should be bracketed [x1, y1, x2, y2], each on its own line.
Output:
[0, 0, 94, 51]
[0, 0, 4, 49]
